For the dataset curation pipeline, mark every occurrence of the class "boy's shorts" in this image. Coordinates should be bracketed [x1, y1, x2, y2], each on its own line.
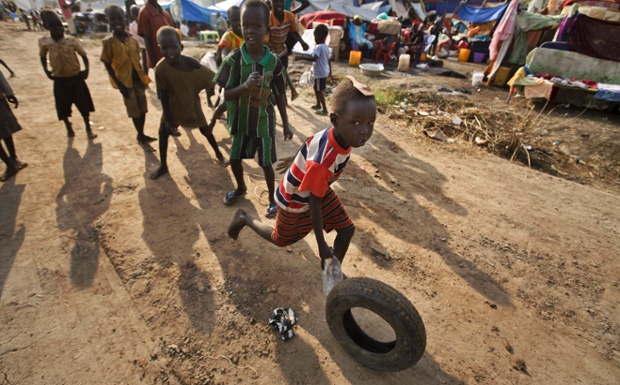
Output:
[314, 77, 327, 92]
[123, 81, 148, 118]
[53, 75, 95, 120]
[271, 188, 354, 247]
[230, 132, 276, 167]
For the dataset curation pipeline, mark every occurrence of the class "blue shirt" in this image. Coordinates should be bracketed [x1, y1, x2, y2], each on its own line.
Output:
[313, 43, 330, 79]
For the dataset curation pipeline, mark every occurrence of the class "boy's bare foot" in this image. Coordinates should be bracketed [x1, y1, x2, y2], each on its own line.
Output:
[150, 166, 168, 180]
[228, 209, 247, 240]
[87, 131, 97, 140]
[11, 159, 28, 170]
[0, 166, 19, 182]
[310, 104, 321, 110]
[217, 156, 230, 167]
[291, 90, 299, 101]
[138, 134, 157, 143]
[67, 129, 75, 137]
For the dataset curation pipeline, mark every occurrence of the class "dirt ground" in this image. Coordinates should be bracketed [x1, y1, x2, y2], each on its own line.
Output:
[1, 22, 619, 385]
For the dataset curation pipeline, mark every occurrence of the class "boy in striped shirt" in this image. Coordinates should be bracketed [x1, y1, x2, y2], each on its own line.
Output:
[228, 77, 376, 267]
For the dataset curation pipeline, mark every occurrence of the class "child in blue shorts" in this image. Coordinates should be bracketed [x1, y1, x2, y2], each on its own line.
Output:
[295, 23, 331, 116]
[215, 0, 292, 218]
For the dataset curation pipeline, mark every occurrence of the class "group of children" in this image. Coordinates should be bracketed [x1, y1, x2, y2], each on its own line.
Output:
[2, 0, 376, 269]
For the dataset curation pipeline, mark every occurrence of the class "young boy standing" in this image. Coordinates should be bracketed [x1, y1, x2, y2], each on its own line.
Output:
[215, 0, 292, 218]
[267, 0, 309, 101]
[129, 5, 148, 75]
[150, 27, 228, 179]
[227, 77, 376, 267]
[39, 10, 96, 139]
[101, 4, 155, 149]
[295, 24, 330, 116]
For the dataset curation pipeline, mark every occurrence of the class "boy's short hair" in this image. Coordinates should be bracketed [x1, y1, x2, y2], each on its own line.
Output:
[314, 24, 329, 42]
[39, 9, 59, 29]
[331, 78, 376, 116]
[227, 5, 240, 17]
[157, 25, 181, 44]
[241, 0, 269, 26]
[104, 3, 124, 18]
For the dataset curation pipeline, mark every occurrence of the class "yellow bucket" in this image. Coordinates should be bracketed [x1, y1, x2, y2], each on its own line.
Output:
[349, 50, 362, 66]
[458, 48, 471, 62]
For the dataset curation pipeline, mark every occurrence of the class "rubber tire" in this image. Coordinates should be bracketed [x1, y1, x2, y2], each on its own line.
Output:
[325, 277, 426, 371]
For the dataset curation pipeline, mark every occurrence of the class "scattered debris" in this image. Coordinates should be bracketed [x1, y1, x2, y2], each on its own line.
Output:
[269, 308, 297, 341]
[424, 129, 448, 142]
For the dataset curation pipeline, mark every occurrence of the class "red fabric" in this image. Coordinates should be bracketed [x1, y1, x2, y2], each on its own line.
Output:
[298, 161, 332, 198]
[299, 11, 347, 28]
[137, 2, 174, 68]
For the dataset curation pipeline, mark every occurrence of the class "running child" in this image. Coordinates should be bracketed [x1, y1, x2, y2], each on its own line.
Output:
[150, 26, 228, 179]
[215, 0, 292, 218]
[0, 70, 27, 181]
[101, 4, 155, 149]
[227, 76, 376, 267]
[295, 23, 330, 116]
[39, 10, 96, 139]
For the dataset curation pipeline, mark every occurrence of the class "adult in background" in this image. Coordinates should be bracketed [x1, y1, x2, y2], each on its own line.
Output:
[137, 0, 174, 72]
[58, 0, 75, 35]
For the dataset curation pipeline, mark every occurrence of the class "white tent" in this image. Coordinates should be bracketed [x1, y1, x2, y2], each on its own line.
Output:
[300, 0, 395, 21]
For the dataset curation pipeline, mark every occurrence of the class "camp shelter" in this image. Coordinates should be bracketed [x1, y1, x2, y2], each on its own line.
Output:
[485, 0, 565, 82]
[507, 3, 620, 109]
[298, 0, 406, 21]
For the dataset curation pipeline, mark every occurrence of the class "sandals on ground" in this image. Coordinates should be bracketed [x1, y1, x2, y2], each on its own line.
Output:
[266, 202, 278, 219]
[223, 189, 247, 205]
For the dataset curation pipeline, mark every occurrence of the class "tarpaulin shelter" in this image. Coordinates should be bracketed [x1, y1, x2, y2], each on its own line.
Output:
[299, 0, 395, 21]
[299, 10, 348, 28]
[456, 1, 510, 23]
[424, 0, 483, 15]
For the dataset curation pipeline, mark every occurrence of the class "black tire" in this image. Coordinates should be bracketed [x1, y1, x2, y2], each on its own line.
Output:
[325, 277, 426, 371]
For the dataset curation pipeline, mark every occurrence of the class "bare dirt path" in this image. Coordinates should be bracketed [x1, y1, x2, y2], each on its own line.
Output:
[1, 23, 619, 385]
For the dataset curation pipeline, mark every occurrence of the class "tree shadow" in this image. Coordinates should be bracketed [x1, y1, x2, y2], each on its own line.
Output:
[55, 138, 113, 289]
[0, 178, 26, 297]
[138, 151, 216, 334]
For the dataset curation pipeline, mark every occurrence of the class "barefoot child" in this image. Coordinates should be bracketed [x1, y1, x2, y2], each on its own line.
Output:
[228, 77, 376, 267]
[215, 0, 292, 218]
[39, 10, 96, 139]
[0, 70, 27, 181]
[150, 27, 228, 179]
[101, 4, 155, 149]
[295, 23, 330, 116]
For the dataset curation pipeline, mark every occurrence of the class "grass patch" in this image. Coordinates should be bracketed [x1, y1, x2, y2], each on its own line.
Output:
[374, 86, 408, 108]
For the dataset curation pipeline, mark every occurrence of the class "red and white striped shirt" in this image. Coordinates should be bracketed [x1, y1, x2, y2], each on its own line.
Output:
[275, 127, 351, 213]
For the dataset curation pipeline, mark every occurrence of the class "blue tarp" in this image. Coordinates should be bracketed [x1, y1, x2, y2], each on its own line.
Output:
[179, 0, 218, 22]
[456, 2, 509, 23]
